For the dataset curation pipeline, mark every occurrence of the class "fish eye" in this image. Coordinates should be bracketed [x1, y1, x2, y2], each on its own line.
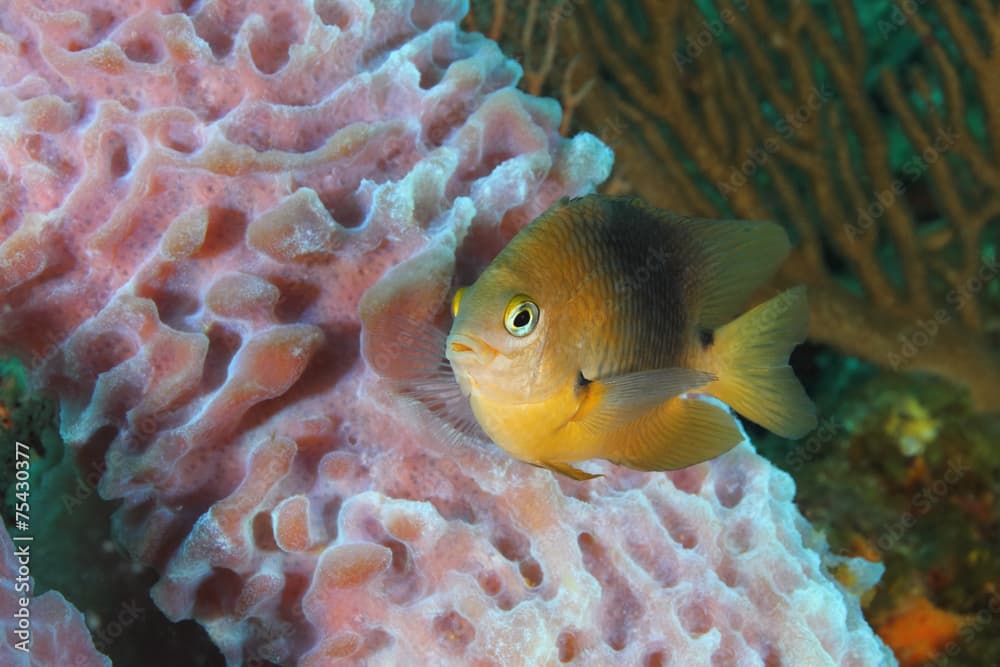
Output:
[451, 287, 467, 318]
[504, 296, 539, 337]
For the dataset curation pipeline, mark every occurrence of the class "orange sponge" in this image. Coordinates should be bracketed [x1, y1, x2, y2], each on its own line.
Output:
[877, 596, 965, 666]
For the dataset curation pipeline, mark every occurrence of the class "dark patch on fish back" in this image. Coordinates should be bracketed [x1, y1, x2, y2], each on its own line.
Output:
[588, 198, 695, 372]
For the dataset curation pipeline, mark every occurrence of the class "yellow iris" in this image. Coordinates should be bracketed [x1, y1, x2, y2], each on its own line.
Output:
[503, 295, 539, 336]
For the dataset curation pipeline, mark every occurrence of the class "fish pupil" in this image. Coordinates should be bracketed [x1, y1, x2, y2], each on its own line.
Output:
[503, 296, 538, 336]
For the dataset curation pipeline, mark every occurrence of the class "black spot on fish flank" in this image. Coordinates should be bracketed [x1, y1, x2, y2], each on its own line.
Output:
[576, 371, 592, 387]
[592, 198, 691, 368]
[698, 328, 714, 348]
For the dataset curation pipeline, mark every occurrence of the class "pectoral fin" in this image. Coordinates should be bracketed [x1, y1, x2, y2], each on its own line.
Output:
[571, 367, 716, 434]
[366, 311, 490, 446]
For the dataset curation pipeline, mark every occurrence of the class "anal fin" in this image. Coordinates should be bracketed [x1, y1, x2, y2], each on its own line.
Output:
[611, 397, 743, 471]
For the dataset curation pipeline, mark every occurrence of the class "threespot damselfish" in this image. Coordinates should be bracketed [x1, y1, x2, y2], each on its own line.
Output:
[392, 195, 816, 480]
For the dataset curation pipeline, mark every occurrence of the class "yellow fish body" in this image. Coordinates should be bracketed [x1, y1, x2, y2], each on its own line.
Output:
[445, 195, 816, 479]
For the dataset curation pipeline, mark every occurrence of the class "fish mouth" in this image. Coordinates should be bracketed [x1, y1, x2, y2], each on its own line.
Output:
[446, 332, 498, 368]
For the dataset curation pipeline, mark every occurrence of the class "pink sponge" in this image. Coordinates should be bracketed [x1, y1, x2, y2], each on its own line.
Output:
[0, 521, 110, 666]
[0, 0, 894, 664]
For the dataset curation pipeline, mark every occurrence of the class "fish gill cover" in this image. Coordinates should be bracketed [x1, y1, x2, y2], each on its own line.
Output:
[0, 0, 895, 665]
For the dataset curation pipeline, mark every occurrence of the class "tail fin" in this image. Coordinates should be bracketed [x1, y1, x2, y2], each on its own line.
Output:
[707, 286, 816, 438]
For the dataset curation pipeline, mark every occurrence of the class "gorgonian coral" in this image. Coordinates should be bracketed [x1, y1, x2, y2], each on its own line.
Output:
[1, 0, 893, 664]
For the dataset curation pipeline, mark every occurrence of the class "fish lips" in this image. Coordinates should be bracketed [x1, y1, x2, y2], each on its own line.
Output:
[445, 332, 499, 370]
[445, 333, 498, 397]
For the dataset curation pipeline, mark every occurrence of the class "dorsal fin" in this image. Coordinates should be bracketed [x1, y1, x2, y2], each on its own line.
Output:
[652, 208, 792, 329]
